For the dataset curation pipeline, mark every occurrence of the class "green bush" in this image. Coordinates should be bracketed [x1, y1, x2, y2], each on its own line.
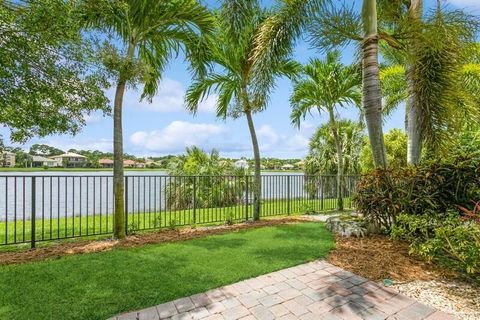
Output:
[353, 155, 480, 230]
[391, 212, 480, 274]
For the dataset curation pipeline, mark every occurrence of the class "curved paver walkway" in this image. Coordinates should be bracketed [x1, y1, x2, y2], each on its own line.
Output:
[110, 260, 453, 320]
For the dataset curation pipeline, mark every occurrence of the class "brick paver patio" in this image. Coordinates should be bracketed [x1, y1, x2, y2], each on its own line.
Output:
[110, 260, 453, 320]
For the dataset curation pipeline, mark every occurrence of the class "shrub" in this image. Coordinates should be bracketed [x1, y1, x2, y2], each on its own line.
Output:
[353, 155, 480, 230]
[391, 212, 480, 274]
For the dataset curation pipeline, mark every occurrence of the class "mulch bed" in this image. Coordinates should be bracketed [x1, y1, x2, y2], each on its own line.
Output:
[326, 234, 457, 283]
[0, 217, 313, 266]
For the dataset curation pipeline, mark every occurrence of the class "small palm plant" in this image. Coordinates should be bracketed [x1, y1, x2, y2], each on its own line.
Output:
[290, 51, 361, 211]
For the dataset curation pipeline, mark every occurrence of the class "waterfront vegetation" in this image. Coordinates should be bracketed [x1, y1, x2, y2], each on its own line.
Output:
[0, 223, 334, 320]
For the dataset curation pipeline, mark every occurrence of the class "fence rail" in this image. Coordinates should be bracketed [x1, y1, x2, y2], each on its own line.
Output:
[0, 174, 359, 247]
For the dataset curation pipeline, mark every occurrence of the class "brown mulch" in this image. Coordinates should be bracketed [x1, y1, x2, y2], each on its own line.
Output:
[327, 235, 457, 283]
[0, 217, 313, 266]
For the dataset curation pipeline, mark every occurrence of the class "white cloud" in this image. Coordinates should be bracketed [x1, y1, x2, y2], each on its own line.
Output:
[258, 125, 279, 147]
[122, 78, 218, 113]
[83, 113, 104, 124]
[129, 121, 226, 152]
[256, 122, 314, 155]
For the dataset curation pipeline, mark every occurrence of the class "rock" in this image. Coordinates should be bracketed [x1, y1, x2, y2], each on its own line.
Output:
[325, 215, 369, 237]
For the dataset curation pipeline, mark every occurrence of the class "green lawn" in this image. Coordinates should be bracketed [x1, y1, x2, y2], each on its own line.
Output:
[0, 222, 334, 320]
[0, 197, 350, 246]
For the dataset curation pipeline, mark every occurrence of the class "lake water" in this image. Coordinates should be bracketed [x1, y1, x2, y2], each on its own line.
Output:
[0, 171, 350, 221]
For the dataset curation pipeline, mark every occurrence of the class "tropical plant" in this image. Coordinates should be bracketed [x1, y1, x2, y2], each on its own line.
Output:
[391, 211, 480, 275]
[360, 128, 407, 173]
[253, 0, 388, 169]
[378, 1, 480, 163]
[0, 0, 109, 143]
[166, 147, 248, 210]
[291, 52, 361, 210]
[81, 0, 213, 238]
[305, 120, 364, 176]
[185, 0, 299, 221]
[353, 155, 480, 230]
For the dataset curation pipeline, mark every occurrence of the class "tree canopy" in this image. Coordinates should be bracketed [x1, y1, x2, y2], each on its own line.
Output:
[0, 0, 109, 143]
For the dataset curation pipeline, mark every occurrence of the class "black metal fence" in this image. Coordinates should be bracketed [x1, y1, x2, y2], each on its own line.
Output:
[0, 174, 359, 248]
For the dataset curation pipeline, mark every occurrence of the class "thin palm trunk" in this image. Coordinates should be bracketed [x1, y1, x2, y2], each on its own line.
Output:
[407, 68, 422, 164]
[245, 109, 261, 221]
[113, 40, 135, 239]
[406, 0, 423, 164]
[328, 108, 343, 211]
[362, 0, 387, 168]
[113, 78, 126, 239]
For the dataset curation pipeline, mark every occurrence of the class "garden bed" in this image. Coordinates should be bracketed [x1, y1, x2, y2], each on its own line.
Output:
[327, 235, 480, 319]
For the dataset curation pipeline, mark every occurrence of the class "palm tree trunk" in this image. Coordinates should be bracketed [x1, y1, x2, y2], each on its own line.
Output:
[406, 0, 423, 165]
[245, 110, 261, 221]
[362, 0, 387, 169]
[113, 78, 126, 239]
[406, 68, 422, 164]
[328, 108, 343, 211]
[113, 40, 135, 239]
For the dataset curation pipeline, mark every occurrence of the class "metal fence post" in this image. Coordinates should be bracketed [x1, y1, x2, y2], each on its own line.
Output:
[320, 176, 324, 211]
[31, 176, 36, 249]
[245, 176, 249, 221]
[193, 176, 197, 224]
[124, 176, 128, 235]
[287, 175, 291, 215]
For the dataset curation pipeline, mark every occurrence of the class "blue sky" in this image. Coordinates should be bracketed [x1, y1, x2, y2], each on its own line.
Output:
[4, 0, 479, 159]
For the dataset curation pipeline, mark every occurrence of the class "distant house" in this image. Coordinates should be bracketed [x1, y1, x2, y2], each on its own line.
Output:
[281, 164, 294, 170]
[234, 159, 249, 170]
[135, 162, 146, 168]
[98, 159, 113, 168]
[51, 152, 87, 168]
[32, 156, 58, 167]
[0, 151, 15, 167]
[123, 159, 136, 168]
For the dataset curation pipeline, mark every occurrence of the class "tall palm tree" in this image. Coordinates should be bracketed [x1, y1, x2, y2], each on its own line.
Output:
[361, 0, 387, 168]
[253, 0, 388, 168]
[185, 0, 298, 221]
[81, 0, 213, 238]
[290, 52, 361, 210]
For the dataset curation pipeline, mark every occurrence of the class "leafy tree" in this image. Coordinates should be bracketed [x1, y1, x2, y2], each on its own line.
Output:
[185, 0, 299, 221]
[360, 128, 407, 173]
[0, 0, 109, 143]
[81, 0, 213, 238]
[290, 51, 361, 210]
[29, 144, 64, 156]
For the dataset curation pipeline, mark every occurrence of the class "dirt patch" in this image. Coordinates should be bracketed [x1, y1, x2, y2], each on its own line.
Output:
[326, 235, 456, 282]
[0, 217, 314, 265]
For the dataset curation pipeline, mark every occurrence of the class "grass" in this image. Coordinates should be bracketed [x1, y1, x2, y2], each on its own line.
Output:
[0, 222, 334, 320]
[0, 197, 350, 247]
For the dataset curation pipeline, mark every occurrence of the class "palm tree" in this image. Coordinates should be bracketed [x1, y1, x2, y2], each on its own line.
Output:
[290, 52, 361, 210]
[185, 0, 298, 221]
[253, 0, 388, 168]
[81, 0, 213, 238]
[361, 0, 387, 168]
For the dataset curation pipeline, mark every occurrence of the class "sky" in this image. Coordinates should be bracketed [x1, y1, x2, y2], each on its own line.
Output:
[3, 0, 479, 159]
